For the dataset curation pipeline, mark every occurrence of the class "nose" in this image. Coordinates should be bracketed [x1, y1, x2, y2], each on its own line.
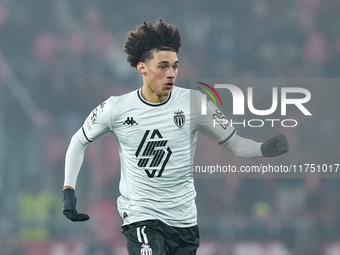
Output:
[167, 67, 177, 79]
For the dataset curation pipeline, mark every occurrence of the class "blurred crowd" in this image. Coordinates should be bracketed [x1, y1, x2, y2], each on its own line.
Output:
[1, 0, 340, 254]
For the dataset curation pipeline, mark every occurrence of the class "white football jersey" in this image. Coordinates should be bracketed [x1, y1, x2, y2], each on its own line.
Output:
[81, 86, 236, 227]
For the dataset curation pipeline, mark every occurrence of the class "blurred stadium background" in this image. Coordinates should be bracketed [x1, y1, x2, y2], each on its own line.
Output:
[1, 0, 340, 254]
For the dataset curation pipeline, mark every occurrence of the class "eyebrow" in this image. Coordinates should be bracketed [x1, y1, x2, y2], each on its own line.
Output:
[157, 60, 179, 65]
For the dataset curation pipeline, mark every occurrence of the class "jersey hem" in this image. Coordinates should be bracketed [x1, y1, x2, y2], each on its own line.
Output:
[122, 216, 198, 228]
[218, 129, 236, 145]
[82, 126, 93, 142]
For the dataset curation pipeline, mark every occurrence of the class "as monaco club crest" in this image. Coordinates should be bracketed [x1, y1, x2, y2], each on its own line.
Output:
[174, 110, 185, 128]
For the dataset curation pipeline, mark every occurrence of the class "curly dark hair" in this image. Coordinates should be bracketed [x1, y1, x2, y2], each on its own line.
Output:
[124, 19, 181, 68]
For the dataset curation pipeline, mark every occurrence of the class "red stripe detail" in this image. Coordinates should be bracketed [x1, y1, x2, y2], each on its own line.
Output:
[197, 82, 223, 106]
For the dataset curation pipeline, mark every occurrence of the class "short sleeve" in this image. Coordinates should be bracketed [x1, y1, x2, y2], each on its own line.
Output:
[197, 98, 236, 144]
[82, 97, 116, 142]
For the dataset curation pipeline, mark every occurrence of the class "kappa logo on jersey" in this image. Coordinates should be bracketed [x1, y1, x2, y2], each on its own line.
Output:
[123, 117, 138, 125]
[174, 109, 185, 128]
[135, 129, 172, 178]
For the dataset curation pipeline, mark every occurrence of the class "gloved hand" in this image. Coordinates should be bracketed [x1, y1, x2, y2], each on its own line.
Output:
[261, 134, 289, 157]
[63, 188, 90, 222]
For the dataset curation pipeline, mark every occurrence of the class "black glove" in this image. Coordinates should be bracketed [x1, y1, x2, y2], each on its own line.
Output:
[261, 134, 289, 157]
[63, 188, 90, 222]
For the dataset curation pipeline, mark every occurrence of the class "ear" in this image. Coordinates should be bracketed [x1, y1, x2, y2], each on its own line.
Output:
[137, 62, 147, 75]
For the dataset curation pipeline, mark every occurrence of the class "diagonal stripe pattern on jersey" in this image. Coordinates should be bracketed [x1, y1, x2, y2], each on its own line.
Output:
[135, 129, 172, 178]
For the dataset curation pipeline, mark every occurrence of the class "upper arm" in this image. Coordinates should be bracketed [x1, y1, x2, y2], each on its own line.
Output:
[197, 98, 236, 144]
[82, 97, 116, 142]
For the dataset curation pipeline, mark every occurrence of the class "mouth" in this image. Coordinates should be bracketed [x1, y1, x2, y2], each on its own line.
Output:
[164, 82, 174, 89]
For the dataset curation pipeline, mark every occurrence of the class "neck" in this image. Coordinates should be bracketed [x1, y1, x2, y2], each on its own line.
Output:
[141, 86, 170, 104]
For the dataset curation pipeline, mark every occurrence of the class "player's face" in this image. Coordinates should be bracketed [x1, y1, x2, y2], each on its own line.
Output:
[139, 50, 179, 103]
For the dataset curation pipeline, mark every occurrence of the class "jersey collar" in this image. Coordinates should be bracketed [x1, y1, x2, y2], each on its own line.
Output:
[137, 87, 173, 107]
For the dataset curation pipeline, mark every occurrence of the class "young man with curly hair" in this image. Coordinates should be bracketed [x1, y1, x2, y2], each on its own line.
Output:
[62, 20, 288, 255]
